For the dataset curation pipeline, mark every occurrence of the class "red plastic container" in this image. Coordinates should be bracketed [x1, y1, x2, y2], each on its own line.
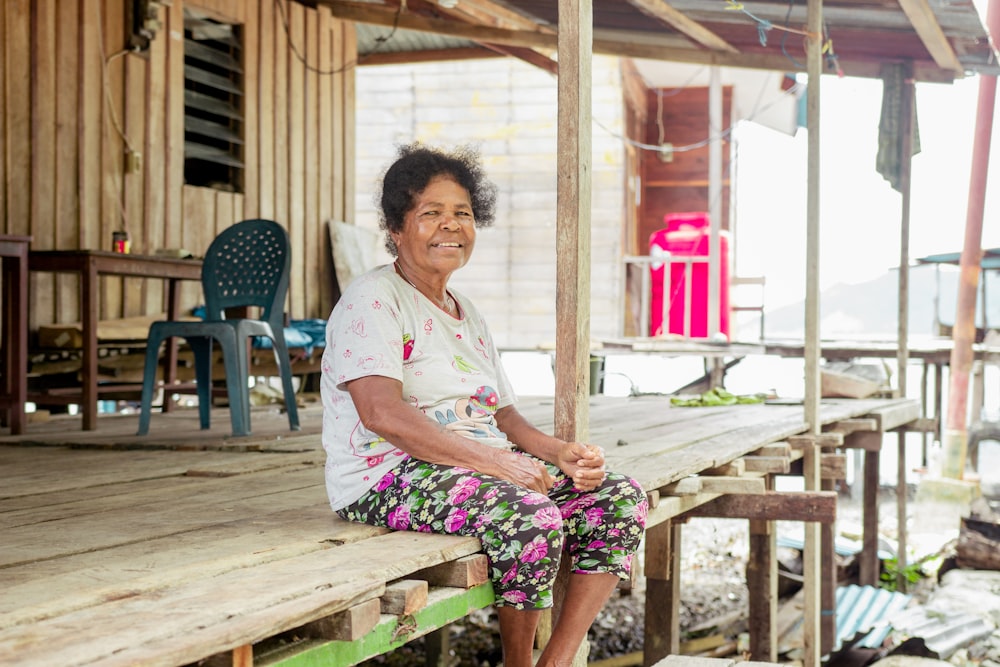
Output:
[649, 212, 731, 339]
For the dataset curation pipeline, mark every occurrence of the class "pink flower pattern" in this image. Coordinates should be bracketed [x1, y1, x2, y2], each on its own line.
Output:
[336, 454, 647, 612]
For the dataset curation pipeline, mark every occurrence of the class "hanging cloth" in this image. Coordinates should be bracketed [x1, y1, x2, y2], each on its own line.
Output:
[876, 62, 921, 192]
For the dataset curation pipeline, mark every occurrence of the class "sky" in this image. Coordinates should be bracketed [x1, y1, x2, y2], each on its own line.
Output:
[731, 73, 1000, 311]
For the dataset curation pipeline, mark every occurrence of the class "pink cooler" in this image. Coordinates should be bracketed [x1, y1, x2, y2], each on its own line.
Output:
[649, 212, 731, 339]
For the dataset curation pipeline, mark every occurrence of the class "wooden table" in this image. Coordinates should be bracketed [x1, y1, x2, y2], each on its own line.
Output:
[0, 235, 31, 434]
[28, 251, 203, 430]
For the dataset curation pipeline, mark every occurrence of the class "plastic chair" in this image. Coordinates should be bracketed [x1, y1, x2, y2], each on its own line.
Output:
[137, 219, 301, 436]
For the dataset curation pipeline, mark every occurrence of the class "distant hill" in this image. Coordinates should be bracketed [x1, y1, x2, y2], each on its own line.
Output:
[741, 264, 998, 341]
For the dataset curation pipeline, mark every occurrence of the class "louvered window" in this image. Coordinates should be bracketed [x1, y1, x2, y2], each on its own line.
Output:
[184, 10, 244, 191]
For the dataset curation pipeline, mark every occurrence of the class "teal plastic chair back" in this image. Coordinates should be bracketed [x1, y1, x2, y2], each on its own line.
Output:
[201, 219, 290, 331]
[137, 219, 301, 436]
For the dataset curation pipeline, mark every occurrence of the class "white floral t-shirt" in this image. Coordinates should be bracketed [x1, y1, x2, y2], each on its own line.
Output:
[320, 263, 517, 511]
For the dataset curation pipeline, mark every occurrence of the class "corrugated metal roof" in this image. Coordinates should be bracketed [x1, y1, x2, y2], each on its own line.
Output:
[917, 248, 1000, 270]
[781, 584, 912, 656]
[890, 605, 995, 659]
[834, 584, 912, 652]
[355, 23, 479, 57]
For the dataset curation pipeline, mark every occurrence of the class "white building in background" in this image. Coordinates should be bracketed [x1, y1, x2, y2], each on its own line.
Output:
[353, 55, 628, 350]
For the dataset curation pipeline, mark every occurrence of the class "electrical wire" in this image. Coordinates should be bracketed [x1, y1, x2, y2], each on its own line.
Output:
[594, 77, 804, 155]
[275, 0, 403, 75]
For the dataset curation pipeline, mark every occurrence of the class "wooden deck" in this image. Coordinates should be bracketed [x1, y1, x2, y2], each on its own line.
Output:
[0, 394, 922, 666]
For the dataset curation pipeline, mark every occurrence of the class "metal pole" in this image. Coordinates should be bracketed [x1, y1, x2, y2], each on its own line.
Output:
[709, 66, 722, 339]
[941, 0, 999, 479]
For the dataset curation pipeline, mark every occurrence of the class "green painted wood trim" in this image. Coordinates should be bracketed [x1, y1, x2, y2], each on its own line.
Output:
[260, 583, 496, 667]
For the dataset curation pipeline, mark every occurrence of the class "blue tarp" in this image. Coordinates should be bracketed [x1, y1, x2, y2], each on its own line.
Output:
[189, 307, 327, 354]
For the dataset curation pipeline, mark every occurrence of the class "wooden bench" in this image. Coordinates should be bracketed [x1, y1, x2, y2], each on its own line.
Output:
[0, 443, 490, 667]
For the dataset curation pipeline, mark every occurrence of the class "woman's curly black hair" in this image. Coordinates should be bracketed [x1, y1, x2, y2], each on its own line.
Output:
[377, 143, 498, 256]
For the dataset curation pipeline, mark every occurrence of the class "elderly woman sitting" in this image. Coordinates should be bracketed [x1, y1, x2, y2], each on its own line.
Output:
[320, 143, 648, 667]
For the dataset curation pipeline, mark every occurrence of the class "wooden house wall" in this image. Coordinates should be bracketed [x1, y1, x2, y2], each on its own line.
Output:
[0, 0, 356, 335]
[638, 86, 733, 253]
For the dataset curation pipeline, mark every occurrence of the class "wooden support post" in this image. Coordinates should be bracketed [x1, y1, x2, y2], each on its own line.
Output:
[896, 430, 909, 592]
[747, 477, 777, 662]
[856, 431, 882, 586]
[803, 0, 823, 660]
[547, 1, 592, 659]
[644, 520, 682, 667]
[425, 626, 451, 667]
[802, 443, 822, 667]
[232, 644, 252, 667]
[820, 476, 836, 655]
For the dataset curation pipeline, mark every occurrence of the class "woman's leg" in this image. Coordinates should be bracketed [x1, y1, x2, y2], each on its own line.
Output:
[497, 606, 542, 667]
[535, 572, 619, 667]
[534, 468, 649, 665]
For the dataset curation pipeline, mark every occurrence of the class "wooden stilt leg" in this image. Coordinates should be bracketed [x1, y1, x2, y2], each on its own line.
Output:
[644, 520, 682, 667]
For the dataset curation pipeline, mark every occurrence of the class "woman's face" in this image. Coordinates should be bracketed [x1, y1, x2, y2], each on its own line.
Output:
[392, 175, 476, 277]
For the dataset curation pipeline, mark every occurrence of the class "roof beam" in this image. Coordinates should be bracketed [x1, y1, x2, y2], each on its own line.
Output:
[360, 46, 507, 66]
[624, 0, 739, 54]
[896, 0, 965, 74]
[481, 43, 559, 75]
[324, 0, 960, 83]
[391, 0, 559, 75]
[327, 1, 552, 47]
[436, 0, 556, 34]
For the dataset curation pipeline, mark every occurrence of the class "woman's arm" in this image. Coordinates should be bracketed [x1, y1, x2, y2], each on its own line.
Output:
[495, 405, 607, 491]
[347, 375, 553, 493]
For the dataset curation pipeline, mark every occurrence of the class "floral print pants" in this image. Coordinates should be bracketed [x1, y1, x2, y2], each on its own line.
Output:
[337, 453, 648, 610]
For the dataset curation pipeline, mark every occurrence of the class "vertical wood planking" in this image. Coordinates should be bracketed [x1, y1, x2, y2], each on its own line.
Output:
[32, 0, 57, 325]
[288, 1, 306, 319]
[317, 8, 333, 316]
[256, 0, 275, 219]
[5, 0, 30, 240]
[6, 0, 354, 331]
[79, 0, 102, 252]
[182, 184, 215, 309]
[55, 0, 81, 320]
[330, 17, 345, 227]
[340, 21, 357, 225]
[6, 0, 31, 332]
[273, 0, 290, 244]
[216, 190, 234, 238]
[242, 2, 260, 219]
[164, 0, 184, 250]
[100, 0, 125, 319]
[123, 53, 147, 316]
[143, 1, 169, 313]
[304, 7, 320, 319]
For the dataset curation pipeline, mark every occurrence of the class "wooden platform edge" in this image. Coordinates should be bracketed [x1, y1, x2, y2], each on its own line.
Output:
[256, 582, 496, 667]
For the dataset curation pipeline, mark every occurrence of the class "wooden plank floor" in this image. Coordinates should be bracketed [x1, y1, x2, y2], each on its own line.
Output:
[0, 395, 921, 666]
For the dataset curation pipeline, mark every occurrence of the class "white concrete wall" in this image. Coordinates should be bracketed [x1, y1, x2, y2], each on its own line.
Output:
[354, 56, 627, 350]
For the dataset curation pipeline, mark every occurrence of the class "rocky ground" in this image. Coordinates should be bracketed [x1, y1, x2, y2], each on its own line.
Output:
[360, 483, 1000, 667]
